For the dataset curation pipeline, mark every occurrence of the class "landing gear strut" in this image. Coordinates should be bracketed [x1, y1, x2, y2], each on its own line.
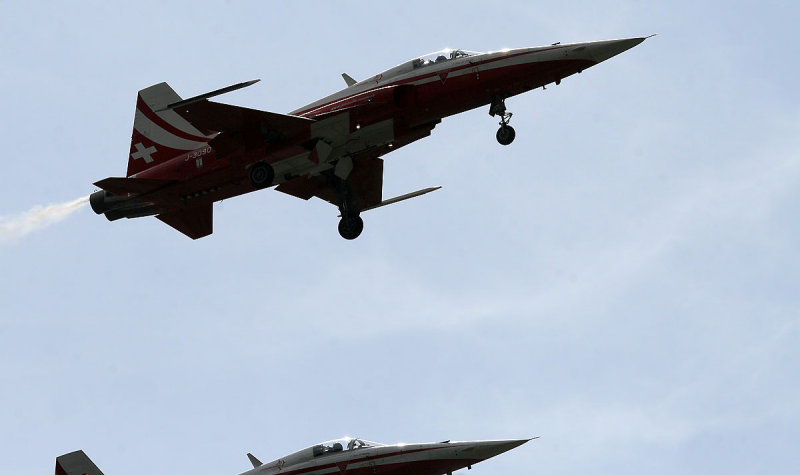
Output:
[489, 96, 516, 146]
[329, 174, 364, 240]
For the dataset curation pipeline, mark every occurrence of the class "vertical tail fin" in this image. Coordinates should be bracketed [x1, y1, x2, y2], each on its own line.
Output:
[55, 450, 104, 475]
[127, 82, 216, 177]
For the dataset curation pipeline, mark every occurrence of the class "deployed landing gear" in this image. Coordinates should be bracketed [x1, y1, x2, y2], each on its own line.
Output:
[496, 125, 516, 145]
[249, 161, 274, 189]
[329, 172, 364, 240]
[489, 96, 516, 145]
[338, 215, 364, 240]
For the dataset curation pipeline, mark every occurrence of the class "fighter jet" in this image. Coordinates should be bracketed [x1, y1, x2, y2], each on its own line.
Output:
[55, 437, 533, 474]
[90, 37, 649, 239]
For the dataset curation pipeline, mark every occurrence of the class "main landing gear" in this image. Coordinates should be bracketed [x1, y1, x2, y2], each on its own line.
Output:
[338, 214, 363, 240]
[330, 174, 364, 240]
[249, 161, 275, 189]
[489, 96, 516, 146]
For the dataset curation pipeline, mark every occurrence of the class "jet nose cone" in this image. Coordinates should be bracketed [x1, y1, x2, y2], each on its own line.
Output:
[586, 36, 649, 63]
[475, 438, 533, 460]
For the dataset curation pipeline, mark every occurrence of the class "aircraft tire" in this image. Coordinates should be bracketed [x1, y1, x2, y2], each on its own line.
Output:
[249, 161, 275, 189]
[338, 215, 364, 240]
[496, 125, 516, 145]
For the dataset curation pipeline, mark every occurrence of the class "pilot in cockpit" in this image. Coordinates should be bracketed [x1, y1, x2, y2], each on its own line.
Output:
[347, 438, 366, 450]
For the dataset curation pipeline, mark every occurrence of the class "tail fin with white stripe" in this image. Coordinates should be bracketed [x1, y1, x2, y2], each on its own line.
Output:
[127, 82, 216, 177]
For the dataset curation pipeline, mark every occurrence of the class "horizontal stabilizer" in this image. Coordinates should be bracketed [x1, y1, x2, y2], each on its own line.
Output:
[341, 73, 358, 87]
[156, 80, 260, 112]
[156, 204, 213, 239]
[94, 177, 176, 196]
[55, 450, 104, 475]
[362, 186, 441, 213]
[247, 453, 263, 468]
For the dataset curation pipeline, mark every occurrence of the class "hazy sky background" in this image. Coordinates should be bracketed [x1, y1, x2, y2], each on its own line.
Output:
[2, 1, 798, 474]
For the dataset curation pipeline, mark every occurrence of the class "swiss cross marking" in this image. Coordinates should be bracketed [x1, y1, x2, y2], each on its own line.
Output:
[131, 142, 157, 163]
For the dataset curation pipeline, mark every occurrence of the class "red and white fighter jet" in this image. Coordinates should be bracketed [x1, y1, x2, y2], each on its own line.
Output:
[55, 437, 533, 475]
[90, 37, 648, 239]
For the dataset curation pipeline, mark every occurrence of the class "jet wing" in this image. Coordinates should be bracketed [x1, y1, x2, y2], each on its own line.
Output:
[276, 157, 383, 210]
[176, 100, 313, 138]
[174, 100, 315, 160]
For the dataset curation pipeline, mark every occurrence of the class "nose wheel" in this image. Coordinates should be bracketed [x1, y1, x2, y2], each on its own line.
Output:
[489, 96, 516, 145]
[496, 124, 516, 145]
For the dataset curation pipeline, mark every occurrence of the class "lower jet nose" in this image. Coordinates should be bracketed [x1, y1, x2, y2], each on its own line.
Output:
[586, 37, 648, 63]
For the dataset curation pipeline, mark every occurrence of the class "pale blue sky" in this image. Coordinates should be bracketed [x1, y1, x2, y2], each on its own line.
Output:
[1, 1, 798, 474]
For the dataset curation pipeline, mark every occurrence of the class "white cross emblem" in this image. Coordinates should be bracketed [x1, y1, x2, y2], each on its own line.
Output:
[131, 142, 157, 163]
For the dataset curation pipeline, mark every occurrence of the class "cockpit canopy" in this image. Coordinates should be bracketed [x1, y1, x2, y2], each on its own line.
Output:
[378, 49, 482, 82]
[312, 438, 384, 457]
[411, 49, 481, 69]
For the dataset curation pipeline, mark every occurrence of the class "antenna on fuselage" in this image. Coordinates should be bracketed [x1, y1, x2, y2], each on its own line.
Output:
[247, 453, 263, 468]
[341, 73, 358, 87]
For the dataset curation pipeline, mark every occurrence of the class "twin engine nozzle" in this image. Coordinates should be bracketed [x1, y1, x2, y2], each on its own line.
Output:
[89, 190, 162, 221]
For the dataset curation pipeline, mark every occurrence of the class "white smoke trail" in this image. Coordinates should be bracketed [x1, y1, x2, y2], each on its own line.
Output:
[0, 196, 89, 246]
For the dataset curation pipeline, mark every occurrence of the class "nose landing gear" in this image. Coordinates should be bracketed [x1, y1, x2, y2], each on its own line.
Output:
[496, 123, 516, 146]
[489, 96, 516, 146]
